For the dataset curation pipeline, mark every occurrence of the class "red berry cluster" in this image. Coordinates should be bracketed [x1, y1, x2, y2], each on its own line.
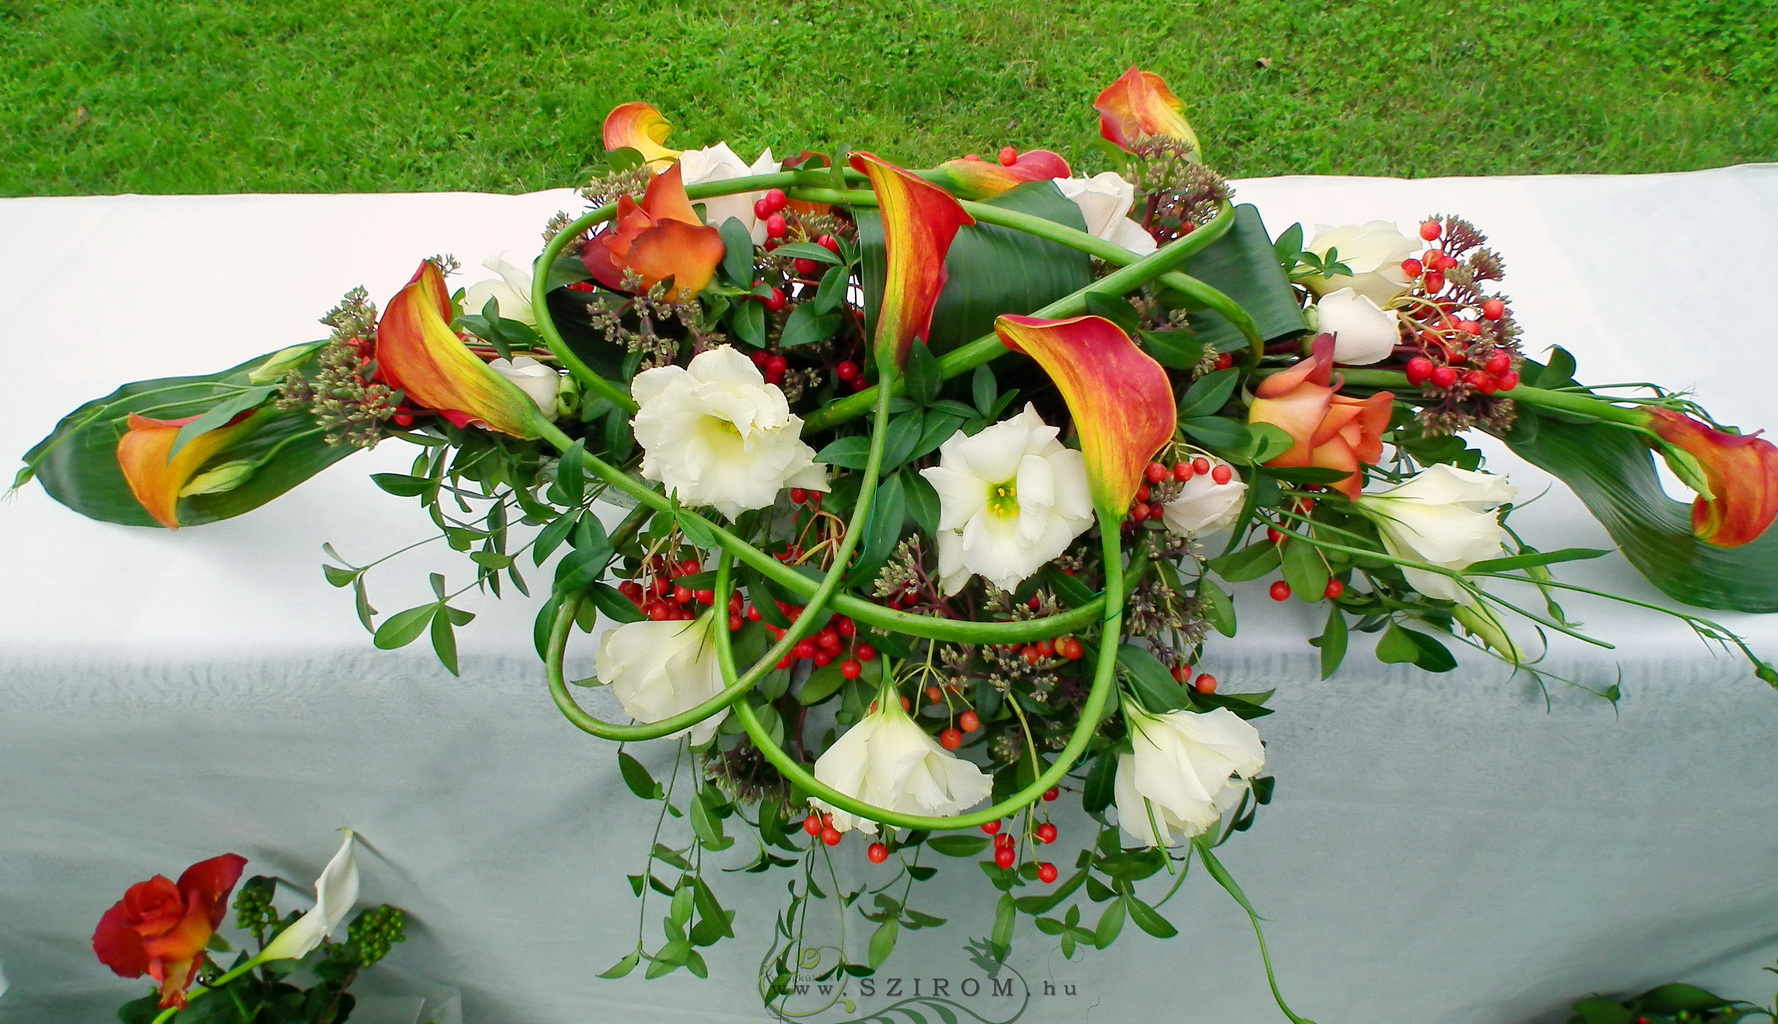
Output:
[1128, 457, 1233, 523]
[977, 788, 1063, 880]
[1397, 219, 1520, 397]
[617, 556, 752, 627]
[1169, 662, 1220, 694]
[763, 607, 876, 674]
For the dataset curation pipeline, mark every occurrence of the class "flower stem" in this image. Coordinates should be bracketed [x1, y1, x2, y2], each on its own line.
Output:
[149, 957, 266, 1024]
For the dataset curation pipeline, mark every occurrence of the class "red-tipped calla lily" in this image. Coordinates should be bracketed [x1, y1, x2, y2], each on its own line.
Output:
[933, 149, 1071, 200]
[116, 413, 253, 529]
[995, 314, 1177, 515]
[93, 853, 247, 1009]
[602, 101, 682, 170]
[1248, 334, 1392, 500]
[580, 163, 726, 301]
[376, 262, 544, 438]
[850, 151, 975, 371]
[1095, 67, 1200, 154]
[1645, 408, 1778, 547]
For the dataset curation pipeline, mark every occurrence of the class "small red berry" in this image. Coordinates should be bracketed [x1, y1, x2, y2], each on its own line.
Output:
[1477, 375, 1501, 395]
[753, 198, 772, 219]
[1430, 365, 1459, 389]
[765, 213, 788, 239]
[899, 695, 912, 712]
[794, 257, 819, 276]
[763, 287, 787, 312]
[764, 188, 788, 212]
[940, 728, 963, 750]
[1424, 271, 1446, 293]
[1270, 580, 1291, 601]
[1215, 352, 1234, 370]
[994, 847, 1016, 869]
[1057, 637, 1084, 661]
[765, 355, 788, 378]
[998, 145, 1018, 166]
[959, 709, 981, 732]
[1135, 484, 1151, 503]
[789, 487, 808, 505]
[1035, 823, 1058, 844]
[1484, 352, 1512, 375]
[835, 360, 859, 381]
[1129, 502, 1150, 522]
[1193, 456, 1211, 475]
[1194, 672, 1218, 694]
[1497, 370, 1520, 391]
[841, 659, 863, 680]
[817, 234, 841, 253]
[1172, 664, 1192, 684]
[804, 812, 823, 835]
[1037, 862, 1059, 884]
[1457, 319, 1483, 336]
[1042, 787, 1060, 802]
[1420, 220, 1442, 241]
[867, 842, 889, 863]
[995, 832, 1014, 848]
[1481, 298, 1506, 320]
[729, 612, 743, 631]
[1173, 461, 1193, 482]
[792, 640, 816, 659]
[751, 348, 772, 368]
[856, 643, 877, 662]
[1145, 461, 1168, 483]
[1464, 369, 1490, 390]
[1400, 258, 1424, 278]
[1406, 356, 1434, 384]
[1211, 464, 1233, 485]
[822, 827, 843, 847]
[1324, 578, 1345, 599]
[981, 820, 1001, 835]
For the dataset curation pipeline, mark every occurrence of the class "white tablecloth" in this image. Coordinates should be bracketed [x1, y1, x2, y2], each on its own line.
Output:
[4, 168, 1778, 1023]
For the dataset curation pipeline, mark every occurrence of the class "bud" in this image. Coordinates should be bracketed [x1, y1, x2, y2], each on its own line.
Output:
[247, 342, 325, 384]
[178, 460, 257, 497]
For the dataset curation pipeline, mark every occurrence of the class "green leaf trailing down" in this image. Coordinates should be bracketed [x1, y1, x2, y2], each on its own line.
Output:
[858, 180, 1091, 355]
[1498, 357, 1778, 611]
[22, 352, 356, 528]
[1174, 204, 1308, 353]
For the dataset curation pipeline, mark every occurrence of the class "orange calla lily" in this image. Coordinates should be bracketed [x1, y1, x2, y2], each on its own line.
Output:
[850, 151, 975, 371]
[116, 413, 253, 529]
[1095, 67, 1200, 154]
[1248, 334, 1392, 500]
[933, 149, 1071, 200]
[602, 101, 681, 170]
[375, 262, 543, 438]
[995, 314, 1176, 516]
[1645, 408, 1778, 547]
[580, 163, 726, 301]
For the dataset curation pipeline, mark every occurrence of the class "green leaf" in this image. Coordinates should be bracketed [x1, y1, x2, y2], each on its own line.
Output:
[779, 305, 842, 348]
[549, 439, 586, 507]
[1139, 329, 1206, 370]
[169, 385, 277, 458]
[1116, 644, 1191, 713]
[1208, 540, 1281, 582]
[971, 364, 998, 415]
[429, 605, 459, 675]
[772, 241, 843, 266]
[816, 435, 872, 470]
[1246, 423, 1296, 464]
[1465, 547, 1611, 573]
[1123, 897, 1178, 938]
[867, 920, 900, 969]
[618, 752, 659, 800]
[812, 264, 849, 315]
[323, 564, 360, 588]
[798, 663, 848, 706]
[1568, 998, 1633, 1024]
[858, 180, 1092, 355]
[718, 217, 755, 288]
[902, 341, 942, 405]
[1199, 576, 1237, 637]
[1280, 536, 1329, 604]
[990, 894, 1016, 959]
[1639, 983, 1739, 1014]
[1177, 368, 1240, 420]
[1376, 623, 1457, 672]
[1081, 750, 1118, 815]
[587, 582, 645, 624]
[1083, 290, 1139, 332]
[1271, 222, 1304, 265]
[1176, 204, 1308, 352]
[373, 603, 438, 651]
[1094, 900, 1128, 949]
[1316, 602, 1348, 679]
[532, 511, 579, 565]
[927, 835, 990, 857]
[731, 297, 766, 348]
[1180, 416, 1250, 453]
[903, 471, 940, 538]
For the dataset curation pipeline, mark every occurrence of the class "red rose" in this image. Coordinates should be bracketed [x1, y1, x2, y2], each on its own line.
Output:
[92, 853, 247, 1009]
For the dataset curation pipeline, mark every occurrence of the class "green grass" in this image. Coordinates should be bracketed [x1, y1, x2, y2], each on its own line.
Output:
[2, 0, 1775, 196]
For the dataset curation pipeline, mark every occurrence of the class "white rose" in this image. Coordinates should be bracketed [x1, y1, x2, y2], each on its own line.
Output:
[811, 696, 993, 834]
[260, 832, 360, 961]
[1313, 287, 1401, 365]
[1304, 221, 1417, 306]
[1055, 172, 1157, 256]
[594, 615, 728, 746]
[631, 346, 826, 520]
[919, 404, 1096, 595]
[1159, 461, 1247, 537]
[679, 143, 780, 245]
[1114, 706, 1265, 848]
[462, 255, 537, 327]
[1354, 464, 1517, 603]
[487, 355, 561, 421]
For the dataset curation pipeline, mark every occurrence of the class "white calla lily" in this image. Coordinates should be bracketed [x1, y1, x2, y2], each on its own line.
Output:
[1354, 464, 1517, 602]
[461, 255, 537, 327]
[1314, 287, 1401, 365]
[260, 831, 360, 961]
[1115, 706, 1265, 848]
[1304, 221, 1417, 306]
[1055, 172, 1157, 255]
[594, 614, 728, 746]
[1159, 461, 1247, 537]
[487, 355, 561, 421]
[811, 695, 992, 835]
[679, 143, 780, 244]
[919, 404, 1095, 595]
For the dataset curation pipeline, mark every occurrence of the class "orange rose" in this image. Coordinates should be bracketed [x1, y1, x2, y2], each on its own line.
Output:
[581, 163, 725, 301]
[1247, 334, 1393, 500]
[92, 853, 247, 1009]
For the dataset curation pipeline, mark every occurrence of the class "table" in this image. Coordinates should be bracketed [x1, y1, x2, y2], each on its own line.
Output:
[4, 167, 1777, 1023]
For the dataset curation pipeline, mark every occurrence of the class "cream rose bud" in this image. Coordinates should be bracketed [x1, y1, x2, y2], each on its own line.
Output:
[1159, 461, 1246, 537]
[487, 356, 561, 420]
[595, 615, 728, 746]
[919, 404, 1095, 595]
[1115, 706, 1265, 848]
[1354, 463, 1517, 603]
[1055, 172, 1157, 256]
[462, 255, 537, 326]
[631, 346, 826, 520]
[1305, 221, 1417, 306]
[679, 143, 780, 245]
[811, 696, 993, 834]
[1314, 287, 1401, 365]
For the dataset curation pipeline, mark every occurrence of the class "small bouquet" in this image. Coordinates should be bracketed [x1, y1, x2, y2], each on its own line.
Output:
[26, 67, 1778, 1018]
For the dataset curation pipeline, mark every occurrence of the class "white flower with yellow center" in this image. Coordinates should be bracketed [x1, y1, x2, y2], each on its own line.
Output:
[811, 694, 993, 835]
[1114, 706, 1265, 848]
[631, 346, 827, 520]
[919, 404, 1095, 595]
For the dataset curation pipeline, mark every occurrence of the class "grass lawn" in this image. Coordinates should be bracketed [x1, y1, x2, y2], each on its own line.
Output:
[1, 0, 1775, 196]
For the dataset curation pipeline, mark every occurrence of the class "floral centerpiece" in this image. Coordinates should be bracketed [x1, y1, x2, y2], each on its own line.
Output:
[23, 67, 1778, 1020]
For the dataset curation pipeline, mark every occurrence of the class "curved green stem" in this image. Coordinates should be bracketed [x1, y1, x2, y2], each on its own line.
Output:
[149, 958, 266, 1024]
[1334, 368, 1653, 430]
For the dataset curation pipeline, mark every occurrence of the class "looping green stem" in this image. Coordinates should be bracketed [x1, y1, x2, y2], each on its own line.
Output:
[149, 957, 266, 1023]
[1332, 368, 1654, 431]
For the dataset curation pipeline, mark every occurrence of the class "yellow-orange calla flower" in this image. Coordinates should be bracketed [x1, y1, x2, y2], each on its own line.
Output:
[1645, 408, 1778, 547]
[1247, 334, 1392, 500]
[581, 163, 726, 301]
[1095, 67, 1200, 154]
[994, 314, 1177, 516]
[933, 149, 1071, 200]
[850, 151, 974, 371]
[116, 413, 253, 529]
[602, 101, 682, 170]
[375, 262, 544, 438]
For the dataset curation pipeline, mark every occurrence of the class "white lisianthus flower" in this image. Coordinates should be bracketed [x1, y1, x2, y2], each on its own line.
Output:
[919, 404, 1095, 595]
[1354, 463, 1517, 603]
[811, 695, 993, 835]
[1305, 221, 1417, 306]
[1115, 706, 1265, 848]
[1055, 172, 1157, 256]
[260, 831, 360, 961]
[594, 614, 728, 746]
[1313, 287, 1401, 365]
[462, 255, 537, 326]
[487, 355, 562, 421]
[1159, 461, 1247, 537]
[631, 346, 827, 520]
[679, 143, 780, 244]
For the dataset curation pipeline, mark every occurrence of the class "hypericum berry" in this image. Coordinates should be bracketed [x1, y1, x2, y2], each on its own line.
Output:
[981, 820, 1002, 835]
[835, 360, 859, 382]
[1476, 375, 1501, 396]
[1193, 672, 1218, 694]
[939, 727, 963, 750]
[1481, 298, 1506, 320]
[803, 812, 823, 836]
[765, 213, 788, 239]
[1193, 456, 1211, 475]
[1267, 525, 1286, 543]
[750, 348, 772, 369]
[900, 695, 912, 712]
[822, 827, 843, 847]
[1464, 369, 1490, 390]
[789, 487, 808, 505]
[1129, 502, 1150, 522]
[817, 234, 841, 253]
[1172, 664, 1192, 684]
[1406, 356, 1434, 385]
[792, 640, 816, 660]
[867, 842, 889, 864]
[763, 188, 788, 213]
[1457, 319, 1482, 336]
[959, 709, 981, 732]
[1145, 461, 1168, 483]
[1497, 370, 1521, 391]
[753, 198, 772, 219]
[1484, 352, 1512, 375]
[1270, 580, 1292, 601]
[841, 659, 863, 680]
[1401, 258, 1424, 278]
[1042, 786, 1060, 802]
[1035, 823, 1058, 844]
[763, 287, 787, 312]
[994, 847, 1017, 869]
[998, 145, 1018, 166]
[1037, 862, 1059, 884]
[729, 612, 743, 631]
[1324, 578, 1345, 599]
[793, 257, 820, 276]
[1215, 352, 1234, 370]
[1420, 220, 1442, 241]
[1211, 463, 1233, 485]
[765, 355, 788, 378]
[995, 831, 1014, 848]
[1057, 637, 1084, 660]
[1173, 461, 1193, 482]
[1430, 365, 1459, 389]
[856, 643, 877, 662]
[1424, 271, 1446, 293]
